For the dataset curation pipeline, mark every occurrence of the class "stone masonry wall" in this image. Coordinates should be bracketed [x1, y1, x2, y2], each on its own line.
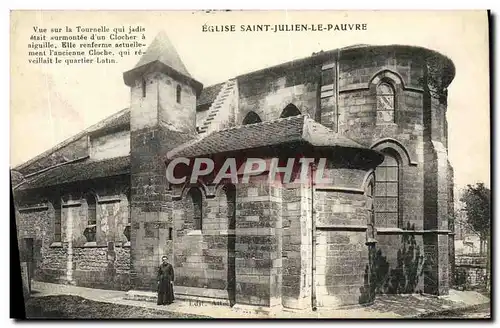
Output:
[313, 190, 371, 307]
[129, 66, 196, 291]
[171, 173, 283, 308]
[455, 255, 488, 288]
[281, 182, 312, 310]
[237, 63, 320, 123]
[333, 48, 452, 296]
[90, 130, 130, 161]
[374, 233, 425, 295]
[234, 175, 282, 307]
[14, 175, 132, 290]
[232, 48, 451, 298]
[172, 188, 229, 293]
[158, 73, 197, 132]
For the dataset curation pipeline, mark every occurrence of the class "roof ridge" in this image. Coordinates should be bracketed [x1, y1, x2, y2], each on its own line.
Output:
[134, 31, 192, 78]
[216, 114, 309, 133]
[19, 155, 131, 191]
[166, 115, 310, 160]
[165, 132, 207, 161]
[302, 117, 365, 149]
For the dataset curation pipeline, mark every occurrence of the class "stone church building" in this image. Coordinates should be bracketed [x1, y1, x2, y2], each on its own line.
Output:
[13, 32, 456, 311]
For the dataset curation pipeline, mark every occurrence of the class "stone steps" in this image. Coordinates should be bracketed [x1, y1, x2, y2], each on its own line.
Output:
[198, 79, 236, 134]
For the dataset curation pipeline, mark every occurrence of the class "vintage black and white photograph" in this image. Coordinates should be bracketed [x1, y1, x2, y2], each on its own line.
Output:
[9, 10, 491, 319]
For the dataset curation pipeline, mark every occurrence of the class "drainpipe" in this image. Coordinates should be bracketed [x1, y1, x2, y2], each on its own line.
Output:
[335, 49, 340, 133]
[311, 162, 317, 311]
[66, 205, 74, 284]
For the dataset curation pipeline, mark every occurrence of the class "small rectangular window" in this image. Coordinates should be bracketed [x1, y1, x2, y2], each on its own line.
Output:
[321, 69, 334, 85]
[54, 201, 62, 242]
[176, 85, 182, 104]
[54, 223, 61, 242]
[169, 227, 173, 240]
[142, 78, 147, 98]
[189, 188, 203, 230]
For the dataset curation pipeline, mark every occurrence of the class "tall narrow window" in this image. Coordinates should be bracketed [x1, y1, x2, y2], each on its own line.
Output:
[376, 82, 395, 123]
[54, 198, 62, 242]
[176, 85, 182, 104]
[84, 193, 97, 242]
[374, 152, 400, 228]
[142, 78, 147, 98]
[188, 188, 203, 230]
[124, 190, 131, 242]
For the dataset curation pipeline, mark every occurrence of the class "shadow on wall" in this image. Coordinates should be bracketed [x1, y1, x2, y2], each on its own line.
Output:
[359, 223, 425, 304]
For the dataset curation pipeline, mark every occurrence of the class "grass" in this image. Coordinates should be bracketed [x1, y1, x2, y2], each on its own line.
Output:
[25, 295, 210, 319]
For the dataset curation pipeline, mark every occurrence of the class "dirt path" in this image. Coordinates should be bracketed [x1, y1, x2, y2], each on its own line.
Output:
[25, 295, 210, 319]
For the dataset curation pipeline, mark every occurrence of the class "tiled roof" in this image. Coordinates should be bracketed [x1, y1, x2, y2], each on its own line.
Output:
[166, 115, 370, 159]
[197, 82, 225, 107]
[17, 156, 130, 190]
[91, 109, 130, 135]
[14, 108, 130, 174]
[134, 31, 192, 79]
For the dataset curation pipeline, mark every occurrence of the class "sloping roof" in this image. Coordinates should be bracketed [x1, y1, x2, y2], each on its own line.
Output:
[93, 109, 130, 135]
[14, 108, 130, 174]
[166, 115, 372, 159]
[17, 156, 130, 190]
[134, 31, 192, 78]
[236, 44, 455, 88]
[197, 82, 224, 107]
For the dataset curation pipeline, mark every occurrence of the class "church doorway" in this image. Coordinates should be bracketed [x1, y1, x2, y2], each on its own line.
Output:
[22, 238, 34, 291]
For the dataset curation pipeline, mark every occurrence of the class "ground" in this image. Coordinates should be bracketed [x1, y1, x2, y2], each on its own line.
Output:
[25, 295, 208, 319]
[421, 302, 491, 319]
[25, 294, 491, 319]
[23, 281, 491, 319]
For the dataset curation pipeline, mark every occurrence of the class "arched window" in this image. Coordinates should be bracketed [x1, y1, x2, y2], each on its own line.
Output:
[374, 152, 400, 228]
[84, 193, 97, 242]
[280, 104, 301, 118]
[242, 111, 262, 125]
[53, 198, 62, 242]
[176, 85, 182, 104]
[376, 82, 395, 123]
[188, 188, 203, 230]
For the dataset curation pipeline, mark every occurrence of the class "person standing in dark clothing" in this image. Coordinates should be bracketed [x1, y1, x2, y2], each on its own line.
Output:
[157, 256, 175, 305]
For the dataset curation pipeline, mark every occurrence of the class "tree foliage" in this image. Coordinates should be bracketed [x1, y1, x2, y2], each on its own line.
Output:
[460, 183, 491, 238]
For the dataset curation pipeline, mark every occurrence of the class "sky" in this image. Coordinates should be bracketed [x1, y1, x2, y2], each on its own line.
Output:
[10, 10, 490, 190]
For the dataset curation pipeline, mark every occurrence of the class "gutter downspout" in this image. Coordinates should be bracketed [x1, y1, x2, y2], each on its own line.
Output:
[335, 49, 340, 133]
[311, 162, 317, 311]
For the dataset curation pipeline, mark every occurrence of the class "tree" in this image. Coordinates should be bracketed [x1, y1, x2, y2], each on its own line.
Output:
[459, 182, 491, 290]
[460, 183, 491, 243]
